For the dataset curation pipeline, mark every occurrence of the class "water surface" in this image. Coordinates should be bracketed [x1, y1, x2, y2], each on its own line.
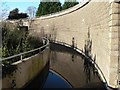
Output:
[49, 43, 106, 89]
[25, 43, 107, 89]
[43, 71, 71, 88]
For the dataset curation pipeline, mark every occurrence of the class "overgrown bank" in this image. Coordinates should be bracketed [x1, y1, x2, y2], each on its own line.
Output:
[1, 21, 43, 77]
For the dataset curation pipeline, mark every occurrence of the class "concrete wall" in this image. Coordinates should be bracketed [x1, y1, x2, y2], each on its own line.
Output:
[29, 0, 119, 88]
[2, 47, 49, 88]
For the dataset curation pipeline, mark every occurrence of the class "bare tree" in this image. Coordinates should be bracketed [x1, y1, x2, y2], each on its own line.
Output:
[0, 2, 9, 21]
[26, 6, 36, 18]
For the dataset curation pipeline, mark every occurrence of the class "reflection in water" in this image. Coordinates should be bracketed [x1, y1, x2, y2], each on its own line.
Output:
[72, 54, 75, 62]
[84, 59, 91, 84]
[23, 61, 49, 89]
[50, 43, 107, 89]
[25, 43, 107, 89]
[50, 50, 57, 67]
[43, 71, 71, 88]
[83, 55, 98, 84]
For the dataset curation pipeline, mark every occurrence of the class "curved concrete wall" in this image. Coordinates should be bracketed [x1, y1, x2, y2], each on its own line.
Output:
[29, 0, 120, 88]
[2, 48, 49, 88]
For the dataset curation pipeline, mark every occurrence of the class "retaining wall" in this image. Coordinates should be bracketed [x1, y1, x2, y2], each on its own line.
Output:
[29, 0, 120, 88]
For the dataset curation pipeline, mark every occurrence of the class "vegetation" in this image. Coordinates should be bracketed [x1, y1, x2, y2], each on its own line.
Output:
[0, 2, 9, 20]
[36, 0, 78, 16]
[62, 0, 79, 10]
[36, 0, 79, 16]
[26, 6, 37, 18]
[2, 22, 43, 77]
[8, 8, 28, 19]
[2, 22, 42, 58]
[36, 0, 62, 16]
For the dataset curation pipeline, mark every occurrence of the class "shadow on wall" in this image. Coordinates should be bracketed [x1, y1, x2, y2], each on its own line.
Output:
[50, 24, 57, 42]
[23, 61, 50, 89]
[84, 30, 92, 58]
[82, 30, 98, 83]
[39, 24, 57, 42]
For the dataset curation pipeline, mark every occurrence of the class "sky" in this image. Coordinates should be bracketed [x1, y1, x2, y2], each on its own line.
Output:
[5, 2, 40, 13]
[0, 0, 80, 20]
[3, 0, 80, 13]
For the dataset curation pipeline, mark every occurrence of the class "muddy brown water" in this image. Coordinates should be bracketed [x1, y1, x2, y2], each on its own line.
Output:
[25, 43, 107, 89]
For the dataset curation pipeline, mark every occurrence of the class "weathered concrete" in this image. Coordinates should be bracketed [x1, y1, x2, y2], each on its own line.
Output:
[27, 0, 120, 88]
[2, 47, 49, 88]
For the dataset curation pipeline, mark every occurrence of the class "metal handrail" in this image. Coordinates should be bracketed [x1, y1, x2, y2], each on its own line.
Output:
[1, 37, 49, 62]
[52, 40, 108, 87]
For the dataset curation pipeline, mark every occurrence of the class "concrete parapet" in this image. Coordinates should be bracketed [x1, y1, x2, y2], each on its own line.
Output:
[2, 48, 49, 88]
